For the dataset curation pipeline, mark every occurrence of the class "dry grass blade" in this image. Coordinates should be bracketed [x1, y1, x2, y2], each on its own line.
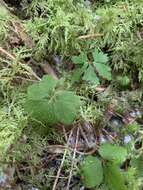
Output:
[66, 127, 79, 190]
[52, 129, 73, 190]
[47, 145, 66, 154]
[77, 33, 103, 39]
[0, 47, 41, 80]
[79, 124, 90, 148]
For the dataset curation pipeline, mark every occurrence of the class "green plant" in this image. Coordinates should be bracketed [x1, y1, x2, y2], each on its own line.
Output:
[0, 5, 10, 43]
[80, 143, 128, 189]
[116, 75, 130, 88]
[71, 48, 112, 85]
[24, 0, 97, 57]
[25, 75, 81, 125]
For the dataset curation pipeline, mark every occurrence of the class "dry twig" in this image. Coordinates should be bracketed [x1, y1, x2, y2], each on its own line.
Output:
[52, 130, 73, 190]
[66, 127, 79, 190]
[77, 33, 103, 40]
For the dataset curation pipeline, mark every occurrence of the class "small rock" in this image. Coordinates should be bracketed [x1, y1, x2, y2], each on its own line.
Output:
[123, 135, 132, 144]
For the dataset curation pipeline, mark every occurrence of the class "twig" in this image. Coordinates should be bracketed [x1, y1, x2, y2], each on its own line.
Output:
[0, 47, 41, 80]
[47, 175, 68, 179]
[77, 33, 103, 40]
[62, 125, 68, 142]
[102, 128, 116, 141]
[79, 125, 90, 147]
[0, 47, 15, 60]
[52, 130, 73, 190]
[66, 127, 79, 190]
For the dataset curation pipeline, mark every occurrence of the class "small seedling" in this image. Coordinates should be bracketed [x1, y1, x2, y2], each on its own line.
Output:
[80, 143, 128, 189]
[25, 75, 81, 125]
[71, 48, 112, 85]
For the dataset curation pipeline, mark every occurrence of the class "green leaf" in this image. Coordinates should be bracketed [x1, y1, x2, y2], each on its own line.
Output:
[71, 68, 84, 83]
[93, 62, 112, 81]
[116, 75, 130, 88]
[53, 91, 81, 125]
[131, 156, 143, 177]
[71, 62, 88, 83]
[80, 156, 103, 188]
[83, 65, 100, 85]
[104, 163, 127, 190]
[25, 75, 81, 125]
[27, 75, 57, 100]
[92, 48, 108, 63]
[72, 52, 87, 65]
[92, 48, 111, 81]
[99, 143, 127, 163]
[25, 99, 57, 125]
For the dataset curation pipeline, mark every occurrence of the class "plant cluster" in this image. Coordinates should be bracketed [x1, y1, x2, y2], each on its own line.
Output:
[0, 0, 143, 189]
[25, 75, 81, 125]
[71, 48, 111, 85]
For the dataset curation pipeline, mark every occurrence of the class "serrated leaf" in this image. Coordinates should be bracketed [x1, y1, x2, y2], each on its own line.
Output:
[71, 68, 84, 83]
[25, 75, 81, 125]
[53, 91, 81, 125]
[104, 163, 127, 190]
[94, 62, 112, 80]
[25, 99, 57, 125]
[99, 143, 127, 163]
[83, 65, 100, 85]
[80, 156, 103, 188]
[72, 52, 87, 65]
[92, 48, 108, 63]
[27, 75, 57, 100]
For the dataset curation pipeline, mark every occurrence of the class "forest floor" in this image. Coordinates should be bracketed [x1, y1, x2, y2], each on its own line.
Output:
[0, 0, 143, 190]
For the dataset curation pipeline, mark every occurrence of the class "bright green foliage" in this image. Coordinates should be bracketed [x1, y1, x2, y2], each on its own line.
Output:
[116, 75, 130, 88]
[93, 49, 111, 81]
[0, 103, 27, 160]
[80, 143, 128, 189]
[25, 75, 81, 125]
[0, 5, 10, 43]
[99, 143, 127, 163]
[80, 156, 103, 188]
[71, 48, 111, 85]
[126, 122, 139, 133]
[104, 163, 127, 190]
[131, 156, 143, 177]
[23, 0, 143, 81]
[24, 0, 97, 57]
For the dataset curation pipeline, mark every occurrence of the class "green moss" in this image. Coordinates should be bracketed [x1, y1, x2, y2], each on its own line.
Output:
[0, 107, 27, 160]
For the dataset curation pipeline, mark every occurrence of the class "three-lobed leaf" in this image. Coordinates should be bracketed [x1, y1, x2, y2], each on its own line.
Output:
[83, 65, 100, 85]
[71, 48, 112, 84]
[93, 61, 112, 81]
[80, 156, 103, 188]
[93, 49, 111, 81]
[92, 48, 108, 63]
[72, 52, 88, 65]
